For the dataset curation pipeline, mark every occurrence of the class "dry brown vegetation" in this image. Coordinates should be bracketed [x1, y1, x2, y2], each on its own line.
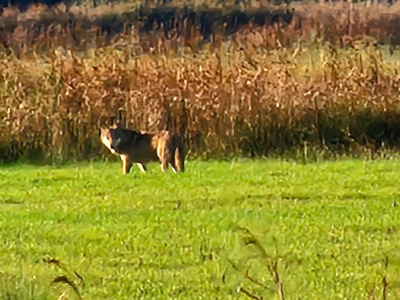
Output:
[1, 1, 400, 163]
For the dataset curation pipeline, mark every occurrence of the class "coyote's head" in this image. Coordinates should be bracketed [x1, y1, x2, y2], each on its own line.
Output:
[100, 125, 133, 154]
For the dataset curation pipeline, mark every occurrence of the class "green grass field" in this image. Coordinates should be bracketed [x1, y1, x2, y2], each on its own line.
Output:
[1, 159, 400, 299]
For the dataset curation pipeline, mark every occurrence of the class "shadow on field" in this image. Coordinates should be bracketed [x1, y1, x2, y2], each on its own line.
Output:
[0, 196, 24, 204]
[29, 177, 75, 185]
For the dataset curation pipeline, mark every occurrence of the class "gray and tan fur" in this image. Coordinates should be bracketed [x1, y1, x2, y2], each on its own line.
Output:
[100, 125, 185, 175]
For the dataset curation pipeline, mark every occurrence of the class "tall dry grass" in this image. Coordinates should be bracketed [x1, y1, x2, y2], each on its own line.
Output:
[1, 40, 400, 162]
[1, 1, 400, 162]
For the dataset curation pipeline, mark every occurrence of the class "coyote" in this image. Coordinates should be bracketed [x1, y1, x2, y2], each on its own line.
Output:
[100, 125, 185, 175]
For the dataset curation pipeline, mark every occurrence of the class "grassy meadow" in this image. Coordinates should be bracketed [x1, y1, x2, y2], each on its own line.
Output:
[1, 158, 400, 299]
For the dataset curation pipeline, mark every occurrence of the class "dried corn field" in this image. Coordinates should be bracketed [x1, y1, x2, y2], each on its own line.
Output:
[1, 1, 400, 163]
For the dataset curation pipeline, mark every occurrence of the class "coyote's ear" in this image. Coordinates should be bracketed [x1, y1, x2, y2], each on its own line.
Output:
[99, 127, 109, 136]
